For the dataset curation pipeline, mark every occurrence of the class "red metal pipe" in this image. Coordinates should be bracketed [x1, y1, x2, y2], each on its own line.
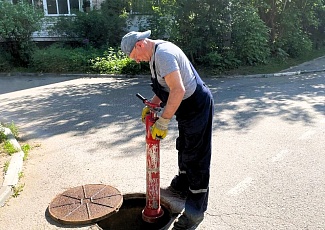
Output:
[139, 97, 164, 223]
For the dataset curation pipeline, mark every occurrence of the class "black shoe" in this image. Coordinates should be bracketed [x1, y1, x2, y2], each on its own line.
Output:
[170, 175, 189, 192]
[172, 214, 204, 230]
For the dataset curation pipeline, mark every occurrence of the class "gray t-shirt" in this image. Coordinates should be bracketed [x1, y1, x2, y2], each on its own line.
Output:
[149, 41, 197, 100]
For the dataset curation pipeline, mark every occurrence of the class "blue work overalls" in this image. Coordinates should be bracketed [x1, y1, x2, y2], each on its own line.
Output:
[150, 44, 214, 218]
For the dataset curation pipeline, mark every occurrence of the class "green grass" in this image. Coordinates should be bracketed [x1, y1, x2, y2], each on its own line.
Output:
[12, 183, 25, 198]
[0, 122, 22, 155]
[0, 130, 6, 143]
[18, 171, 24, 180]
[0, 121, 19, 139]
[21, 144, 31, 161]
[6, 122, 19, 139]
[3, 161, 9, 173]
[4, 141, 19, 155]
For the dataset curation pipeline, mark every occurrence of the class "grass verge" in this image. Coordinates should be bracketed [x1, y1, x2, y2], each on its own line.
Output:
[0, 122, 29, 199]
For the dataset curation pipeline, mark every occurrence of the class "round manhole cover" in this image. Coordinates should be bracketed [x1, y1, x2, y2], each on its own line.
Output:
[48, 184, 123, 225]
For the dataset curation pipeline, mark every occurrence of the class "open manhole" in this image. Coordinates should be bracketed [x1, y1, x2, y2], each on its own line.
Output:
[96, 194, 173, 230]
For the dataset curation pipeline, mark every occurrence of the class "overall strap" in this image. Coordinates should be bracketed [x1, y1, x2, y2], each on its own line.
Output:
[152, 42, 167, 79]
[189, 61, 204, 86]
[150, 42, 168, 106]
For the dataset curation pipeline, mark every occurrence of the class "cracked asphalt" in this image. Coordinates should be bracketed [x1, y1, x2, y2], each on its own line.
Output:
[0, 58, 324, 229]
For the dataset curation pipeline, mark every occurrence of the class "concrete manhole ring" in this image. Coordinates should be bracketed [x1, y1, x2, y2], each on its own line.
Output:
[48, 184, 123, 225]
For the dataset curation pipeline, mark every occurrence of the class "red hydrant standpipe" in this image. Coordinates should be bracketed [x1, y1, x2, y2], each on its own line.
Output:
[136, 93, 164, 223]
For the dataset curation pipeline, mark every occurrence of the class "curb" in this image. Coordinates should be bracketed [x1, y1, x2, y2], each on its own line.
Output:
[259, 68, 325, 78]
[0, 126, 24, 207]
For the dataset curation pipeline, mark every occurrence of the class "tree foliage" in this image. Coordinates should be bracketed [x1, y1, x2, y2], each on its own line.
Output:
[251, 0, 324, 56]
[1, 0, 324, 72]
[0, 0, 43, 66]
[231, 1, 270, 65]
[51, 0, 128, 48]
[100, 0, 129, 45]
[144, 0, 325, 70]
[145, 0, 270, 69]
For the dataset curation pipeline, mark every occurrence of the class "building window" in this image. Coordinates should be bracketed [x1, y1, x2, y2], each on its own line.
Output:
[13, 0, 83, 15]
[44, 0, 83, 15]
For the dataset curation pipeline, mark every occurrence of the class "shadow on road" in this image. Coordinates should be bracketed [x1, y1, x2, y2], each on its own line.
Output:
[208, 73, 324, 132]
[0, 75, 81, 94]
[0, 73, 324, 144]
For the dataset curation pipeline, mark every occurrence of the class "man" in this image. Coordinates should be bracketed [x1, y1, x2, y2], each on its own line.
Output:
[121, 30, 214, 230]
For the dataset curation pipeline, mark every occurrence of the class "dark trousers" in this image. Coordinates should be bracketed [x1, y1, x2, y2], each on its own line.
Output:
[175, 81, 214, 217]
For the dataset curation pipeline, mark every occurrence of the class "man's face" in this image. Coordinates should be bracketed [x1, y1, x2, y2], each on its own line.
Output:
[129, 41, 150, 63]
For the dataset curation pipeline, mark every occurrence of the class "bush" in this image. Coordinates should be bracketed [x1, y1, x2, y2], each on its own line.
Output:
[231, 4, 271, 65]
[0, 0, 43, 67]
[90, 47, 149, 74]
[30, 45, 150, 74]
[51, 0, 128, 48]
[272, 8, 313, 58]
[282, 33, 312, 57]
[201, 50, 241, 73]
[51, 11, 109, 48]
[30, 44, 100, 73]
[0, 49, 13, 72]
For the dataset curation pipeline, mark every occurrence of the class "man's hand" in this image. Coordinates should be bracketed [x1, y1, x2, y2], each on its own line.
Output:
[152, 117, 170, 140]
[141, 106, 150, 123]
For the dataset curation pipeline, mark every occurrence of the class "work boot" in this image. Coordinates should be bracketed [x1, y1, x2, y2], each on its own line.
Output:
[172, 213, 204, 230]
[169, 174, 189, 198]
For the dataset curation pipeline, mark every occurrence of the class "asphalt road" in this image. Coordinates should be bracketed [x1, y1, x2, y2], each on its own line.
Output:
[0, 70, 324, 229]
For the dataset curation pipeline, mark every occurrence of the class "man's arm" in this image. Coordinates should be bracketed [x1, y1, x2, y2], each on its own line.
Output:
[161, 70, 185, 119]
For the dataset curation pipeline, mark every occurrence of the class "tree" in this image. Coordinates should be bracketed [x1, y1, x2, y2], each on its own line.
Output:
[250, 0, 324, 57]
[0, 0, 43, 66]
[231, 1, 270, 65]
[100, 0, 128, 46]
[147, 0, 269, 69]
[51, 0, 128, 48]
[167, 0, 230, 62]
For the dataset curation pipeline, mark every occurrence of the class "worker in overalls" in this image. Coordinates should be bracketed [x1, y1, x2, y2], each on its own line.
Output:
[121, 30, 214, 230]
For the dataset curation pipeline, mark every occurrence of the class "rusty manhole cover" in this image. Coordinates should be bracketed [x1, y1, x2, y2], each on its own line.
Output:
[48, 184, 123, 225]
